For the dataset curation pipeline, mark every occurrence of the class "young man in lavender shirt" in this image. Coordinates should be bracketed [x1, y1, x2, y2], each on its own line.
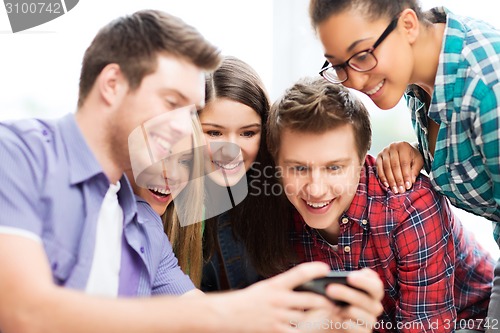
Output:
[0, 9, 384, 333]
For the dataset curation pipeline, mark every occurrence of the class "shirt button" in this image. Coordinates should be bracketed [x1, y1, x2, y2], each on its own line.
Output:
[140, 246, 145, 253]
[361, 219, 368, 225]
[341, 217, 349, 224]
[344, 246, 351, 253]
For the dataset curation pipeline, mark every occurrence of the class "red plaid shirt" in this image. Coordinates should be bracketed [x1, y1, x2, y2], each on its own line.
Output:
[291, 156, 494, 333]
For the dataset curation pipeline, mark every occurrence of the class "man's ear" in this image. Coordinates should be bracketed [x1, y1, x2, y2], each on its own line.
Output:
[96, 63, 128, 106]
[400, 8, 420, 44]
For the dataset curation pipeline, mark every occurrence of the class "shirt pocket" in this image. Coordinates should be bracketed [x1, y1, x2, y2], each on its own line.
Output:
[44, 238, 77, 286]
[447, 154, 483, 184]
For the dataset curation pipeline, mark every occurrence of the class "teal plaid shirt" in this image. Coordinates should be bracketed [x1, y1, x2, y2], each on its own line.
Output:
[406, 7, 500, 246]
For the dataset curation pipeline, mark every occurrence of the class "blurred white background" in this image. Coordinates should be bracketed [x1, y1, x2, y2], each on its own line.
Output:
[0, 0, 498, 258]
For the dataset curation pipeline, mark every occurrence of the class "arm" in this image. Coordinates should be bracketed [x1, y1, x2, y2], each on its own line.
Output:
[476, 87, 500, 209]
[0, 237, 345, 333]
[393, 186, 456, 332]
[375, 141, 424, 194]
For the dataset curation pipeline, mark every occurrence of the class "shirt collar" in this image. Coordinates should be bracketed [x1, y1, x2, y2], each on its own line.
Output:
[57, 113, 103, 185]
[429, 6, 463, 124]
[119, 175, 138, 225]
[343, 160, 370, 230]
[343, 155, 390, 229]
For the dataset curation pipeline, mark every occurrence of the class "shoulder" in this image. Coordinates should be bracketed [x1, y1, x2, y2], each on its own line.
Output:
[0, 118, 61, 177]
[448, 12, 500, 87]
[365, 156, 443, 213]
[0, 118, 57, 152]
[135, 196, 162, 225]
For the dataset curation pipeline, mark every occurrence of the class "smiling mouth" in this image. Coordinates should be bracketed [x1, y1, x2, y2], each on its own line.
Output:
[213, 160, 243, 171]
[149, 133, 171, 152]
[305, 199, 334, 209]
[365, 79, 385, 96]
[147, 186, 171, 197]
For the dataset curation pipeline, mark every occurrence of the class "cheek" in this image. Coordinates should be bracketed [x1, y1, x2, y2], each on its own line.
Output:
[332, 174, 360, 197]
[179, 170, 190, 185]
[280, 177, 302, 197]
[241, 137, 261, 162]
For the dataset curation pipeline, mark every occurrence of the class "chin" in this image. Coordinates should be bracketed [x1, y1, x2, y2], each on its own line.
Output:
[209, 172, 245, 187]
[374, 98, 399, 110]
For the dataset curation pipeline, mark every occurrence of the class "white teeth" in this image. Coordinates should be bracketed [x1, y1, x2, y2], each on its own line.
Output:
[366, 80, 384, 96]
[148, 186, 171, 195]
[306, 200, 331, 208]
[213, 161, 242, 170]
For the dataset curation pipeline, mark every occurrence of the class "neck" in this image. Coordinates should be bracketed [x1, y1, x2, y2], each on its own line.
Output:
[411, 22, 446, 97]
[75, 107, 123, 184]
[316, 228, 338, 246]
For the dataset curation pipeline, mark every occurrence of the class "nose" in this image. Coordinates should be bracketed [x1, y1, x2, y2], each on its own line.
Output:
[162, 159, 180, 186]
[221, 142, 240, 160]
[210, 140, 241, 162]
[304, 168, 328, 199]
[344, 67, 369, 91]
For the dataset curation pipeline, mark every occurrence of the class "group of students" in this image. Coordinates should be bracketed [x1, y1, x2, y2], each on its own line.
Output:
[0, 0, 499, 332]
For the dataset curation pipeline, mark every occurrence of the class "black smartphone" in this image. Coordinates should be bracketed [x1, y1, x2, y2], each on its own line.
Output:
[293, 270, 363, 306]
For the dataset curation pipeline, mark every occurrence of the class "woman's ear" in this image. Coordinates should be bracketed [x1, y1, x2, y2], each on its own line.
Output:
[399, 8, 420, 44]
[96, 63, 128, 106]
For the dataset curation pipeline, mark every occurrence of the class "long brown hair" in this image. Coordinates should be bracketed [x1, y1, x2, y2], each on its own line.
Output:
[163, 118, 205, 287]
[201, 56, 290, 275]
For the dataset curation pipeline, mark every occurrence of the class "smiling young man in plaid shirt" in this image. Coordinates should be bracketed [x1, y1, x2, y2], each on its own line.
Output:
[259, 77, 495, 333]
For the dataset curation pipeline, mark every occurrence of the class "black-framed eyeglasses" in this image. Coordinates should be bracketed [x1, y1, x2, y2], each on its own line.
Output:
[319, 15, 400, 84]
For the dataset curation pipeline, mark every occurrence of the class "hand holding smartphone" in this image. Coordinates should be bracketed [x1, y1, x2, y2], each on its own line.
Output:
[293, 270, 365, 306]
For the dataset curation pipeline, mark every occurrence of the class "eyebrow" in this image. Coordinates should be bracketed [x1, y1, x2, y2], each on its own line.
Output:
[282, 158, 351, 165]
[324, 37, 372, 60]
[162, 88, 203, 110]
[201, 123, 261, 129]
[180, 153, 194, 159]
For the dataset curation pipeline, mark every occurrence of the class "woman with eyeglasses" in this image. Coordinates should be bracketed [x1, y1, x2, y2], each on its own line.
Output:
[309, 0, 500, 330]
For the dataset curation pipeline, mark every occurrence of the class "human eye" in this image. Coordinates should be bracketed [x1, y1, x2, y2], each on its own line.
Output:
[241, 131, 257, 138]
[165, 97, 180, 110]
[332, 63, 345, 71]
[352, 51, 371, 64]
[326, 165, 343, 174]
[179, 156, 194, 168]
[205, 130, 222, 137]
[289, 165, 308, 174]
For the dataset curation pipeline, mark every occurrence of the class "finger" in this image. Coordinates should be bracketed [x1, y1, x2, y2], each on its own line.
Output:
[336, 306, 378, 333]
[375, 151, 389, 188]
[380, 149, 397, 193]
[269, 262, 330, 290]
[410, 147, 425, 183]
[284, 290, 337, 314]
[387, 148, 406, 194]
[398, 145, 416, 190]
[347, 269, 384, 303]
[325, 283, 382, 318]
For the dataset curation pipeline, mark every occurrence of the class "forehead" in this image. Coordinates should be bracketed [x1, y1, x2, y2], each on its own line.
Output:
[317, 10, 388, 60]
[279, 125, 357, 159]
[200, 98, 261, 123]
[144, 54, 205, 107]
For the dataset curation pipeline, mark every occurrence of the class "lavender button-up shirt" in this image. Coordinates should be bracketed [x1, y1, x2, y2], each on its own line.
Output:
[0, 113, 194, 296]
